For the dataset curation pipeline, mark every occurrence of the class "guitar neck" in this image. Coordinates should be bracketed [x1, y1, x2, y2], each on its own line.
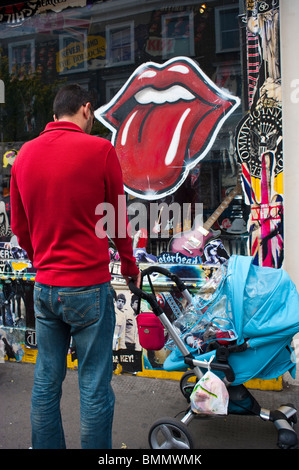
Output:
[202, 186, 241, 231]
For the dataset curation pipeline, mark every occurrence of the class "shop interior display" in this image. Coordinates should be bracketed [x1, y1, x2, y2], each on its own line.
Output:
[0, 1, 284, 375]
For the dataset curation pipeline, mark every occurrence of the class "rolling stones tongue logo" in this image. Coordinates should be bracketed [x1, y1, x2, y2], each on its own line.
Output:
[95, 57, 240, 199]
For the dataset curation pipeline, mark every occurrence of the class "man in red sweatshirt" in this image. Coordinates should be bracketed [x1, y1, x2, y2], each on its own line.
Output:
[10, 83, 140, 449]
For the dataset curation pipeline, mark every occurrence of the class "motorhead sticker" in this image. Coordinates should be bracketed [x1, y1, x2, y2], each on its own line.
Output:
[95, 56, 240, 200]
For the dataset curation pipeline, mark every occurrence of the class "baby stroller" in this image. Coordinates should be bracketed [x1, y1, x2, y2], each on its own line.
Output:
[129, 255, 299, 449]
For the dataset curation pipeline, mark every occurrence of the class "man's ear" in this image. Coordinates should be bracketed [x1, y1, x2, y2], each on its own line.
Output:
[82, 103, 90, 120]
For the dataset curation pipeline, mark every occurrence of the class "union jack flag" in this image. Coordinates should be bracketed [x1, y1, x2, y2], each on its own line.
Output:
[243, 153, 283, 268]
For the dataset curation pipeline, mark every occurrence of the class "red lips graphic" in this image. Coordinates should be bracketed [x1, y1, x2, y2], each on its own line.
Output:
[95, 57, 240, 199]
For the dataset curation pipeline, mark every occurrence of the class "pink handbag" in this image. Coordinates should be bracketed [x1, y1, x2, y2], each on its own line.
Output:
[136, 313, 165, 350]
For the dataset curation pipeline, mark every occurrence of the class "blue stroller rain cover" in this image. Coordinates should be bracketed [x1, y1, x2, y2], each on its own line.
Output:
[164, 255, 299, 385]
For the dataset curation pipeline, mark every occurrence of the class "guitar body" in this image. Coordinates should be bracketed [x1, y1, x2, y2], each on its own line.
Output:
[168, 166, 242, 258]
[168, 227, 221, 257]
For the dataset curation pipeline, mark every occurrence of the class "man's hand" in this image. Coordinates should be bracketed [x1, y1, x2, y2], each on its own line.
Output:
[124, 271, 141, 289]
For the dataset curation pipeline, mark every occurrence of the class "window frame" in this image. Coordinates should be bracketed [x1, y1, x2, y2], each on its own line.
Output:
[215, 5, 240, 54]
[161, 11, 195, 60]
[8, 39, 35, 76]
[105, 21, 134, 67]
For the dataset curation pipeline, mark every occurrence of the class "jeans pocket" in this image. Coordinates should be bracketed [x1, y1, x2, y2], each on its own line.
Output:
[58, 287, 101, 327]
[33, 285, 44, 318]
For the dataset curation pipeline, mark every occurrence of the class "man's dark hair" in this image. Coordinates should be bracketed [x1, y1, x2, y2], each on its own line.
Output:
[53, 84, 94, 119]
[116, 293, 126, 303]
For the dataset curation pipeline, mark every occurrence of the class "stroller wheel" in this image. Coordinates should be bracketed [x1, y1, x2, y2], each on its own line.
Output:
[148, 417, 194, 449]
[284, 403, 297, 425]
[180, 370, 197, 401]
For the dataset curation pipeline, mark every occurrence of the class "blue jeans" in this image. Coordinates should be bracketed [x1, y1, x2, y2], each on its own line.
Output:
[31, 281, 115, 449]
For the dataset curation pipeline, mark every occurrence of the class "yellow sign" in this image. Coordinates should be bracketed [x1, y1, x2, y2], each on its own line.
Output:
[56, 35, 106, 73]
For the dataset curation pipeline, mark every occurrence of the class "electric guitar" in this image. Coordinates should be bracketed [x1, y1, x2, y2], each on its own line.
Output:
[168, 168, 242, 257]
[152, 207, 163, 234]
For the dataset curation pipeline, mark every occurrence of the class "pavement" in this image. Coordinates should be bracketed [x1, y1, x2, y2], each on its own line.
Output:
[1, 361, 299, 459]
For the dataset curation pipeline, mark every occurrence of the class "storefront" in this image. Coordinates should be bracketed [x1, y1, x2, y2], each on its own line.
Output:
[0, 0, 297, 387]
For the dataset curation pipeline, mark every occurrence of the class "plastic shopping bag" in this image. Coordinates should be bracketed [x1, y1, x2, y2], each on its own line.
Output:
[190, 369, 229, 415]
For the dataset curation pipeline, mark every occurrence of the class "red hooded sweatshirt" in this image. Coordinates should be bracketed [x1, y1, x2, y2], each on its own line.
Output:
[10, 121, 139, 286]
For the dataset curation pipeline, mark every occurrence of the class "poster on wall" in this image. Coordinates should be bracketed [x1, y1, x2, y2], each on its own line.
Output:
[236, 0, 283, 268]
[112, 285, 143, 373]
[0, 1, 87, 26]
[57, 32, 88, 74]
[37, 0, 87, 14]
[56, 32, 106, 74]
[0, 2, 38, 25]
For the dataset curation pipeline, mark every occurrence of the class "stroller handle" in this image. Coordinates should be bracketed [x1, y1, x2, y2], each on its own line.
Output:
[128, 266, 190, 315]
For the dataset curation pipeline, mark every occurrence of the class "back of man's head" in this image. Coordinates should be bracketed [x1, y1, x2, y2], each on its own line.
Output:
[53, 84, 94, 119]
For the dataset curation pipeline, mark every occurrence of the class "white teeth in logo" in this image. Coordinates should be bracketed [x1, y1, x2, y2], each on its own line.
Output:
[135, 85, 195, 104]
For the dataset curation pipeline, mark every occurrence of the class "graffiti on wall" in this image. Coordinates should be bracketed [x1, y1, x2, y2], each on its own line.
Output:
[95, 56, 240, 200]
[236, 0, 283, 268]
[107, 261, 208, 373]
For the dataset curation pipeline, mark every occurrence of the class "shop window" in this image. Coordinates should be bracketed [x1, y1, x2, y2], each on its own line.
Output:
[106, 22, 134, 67]
[215, 5, 240, 53]
[161, 11, 194, 59]
[0, 1, 248, 262]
